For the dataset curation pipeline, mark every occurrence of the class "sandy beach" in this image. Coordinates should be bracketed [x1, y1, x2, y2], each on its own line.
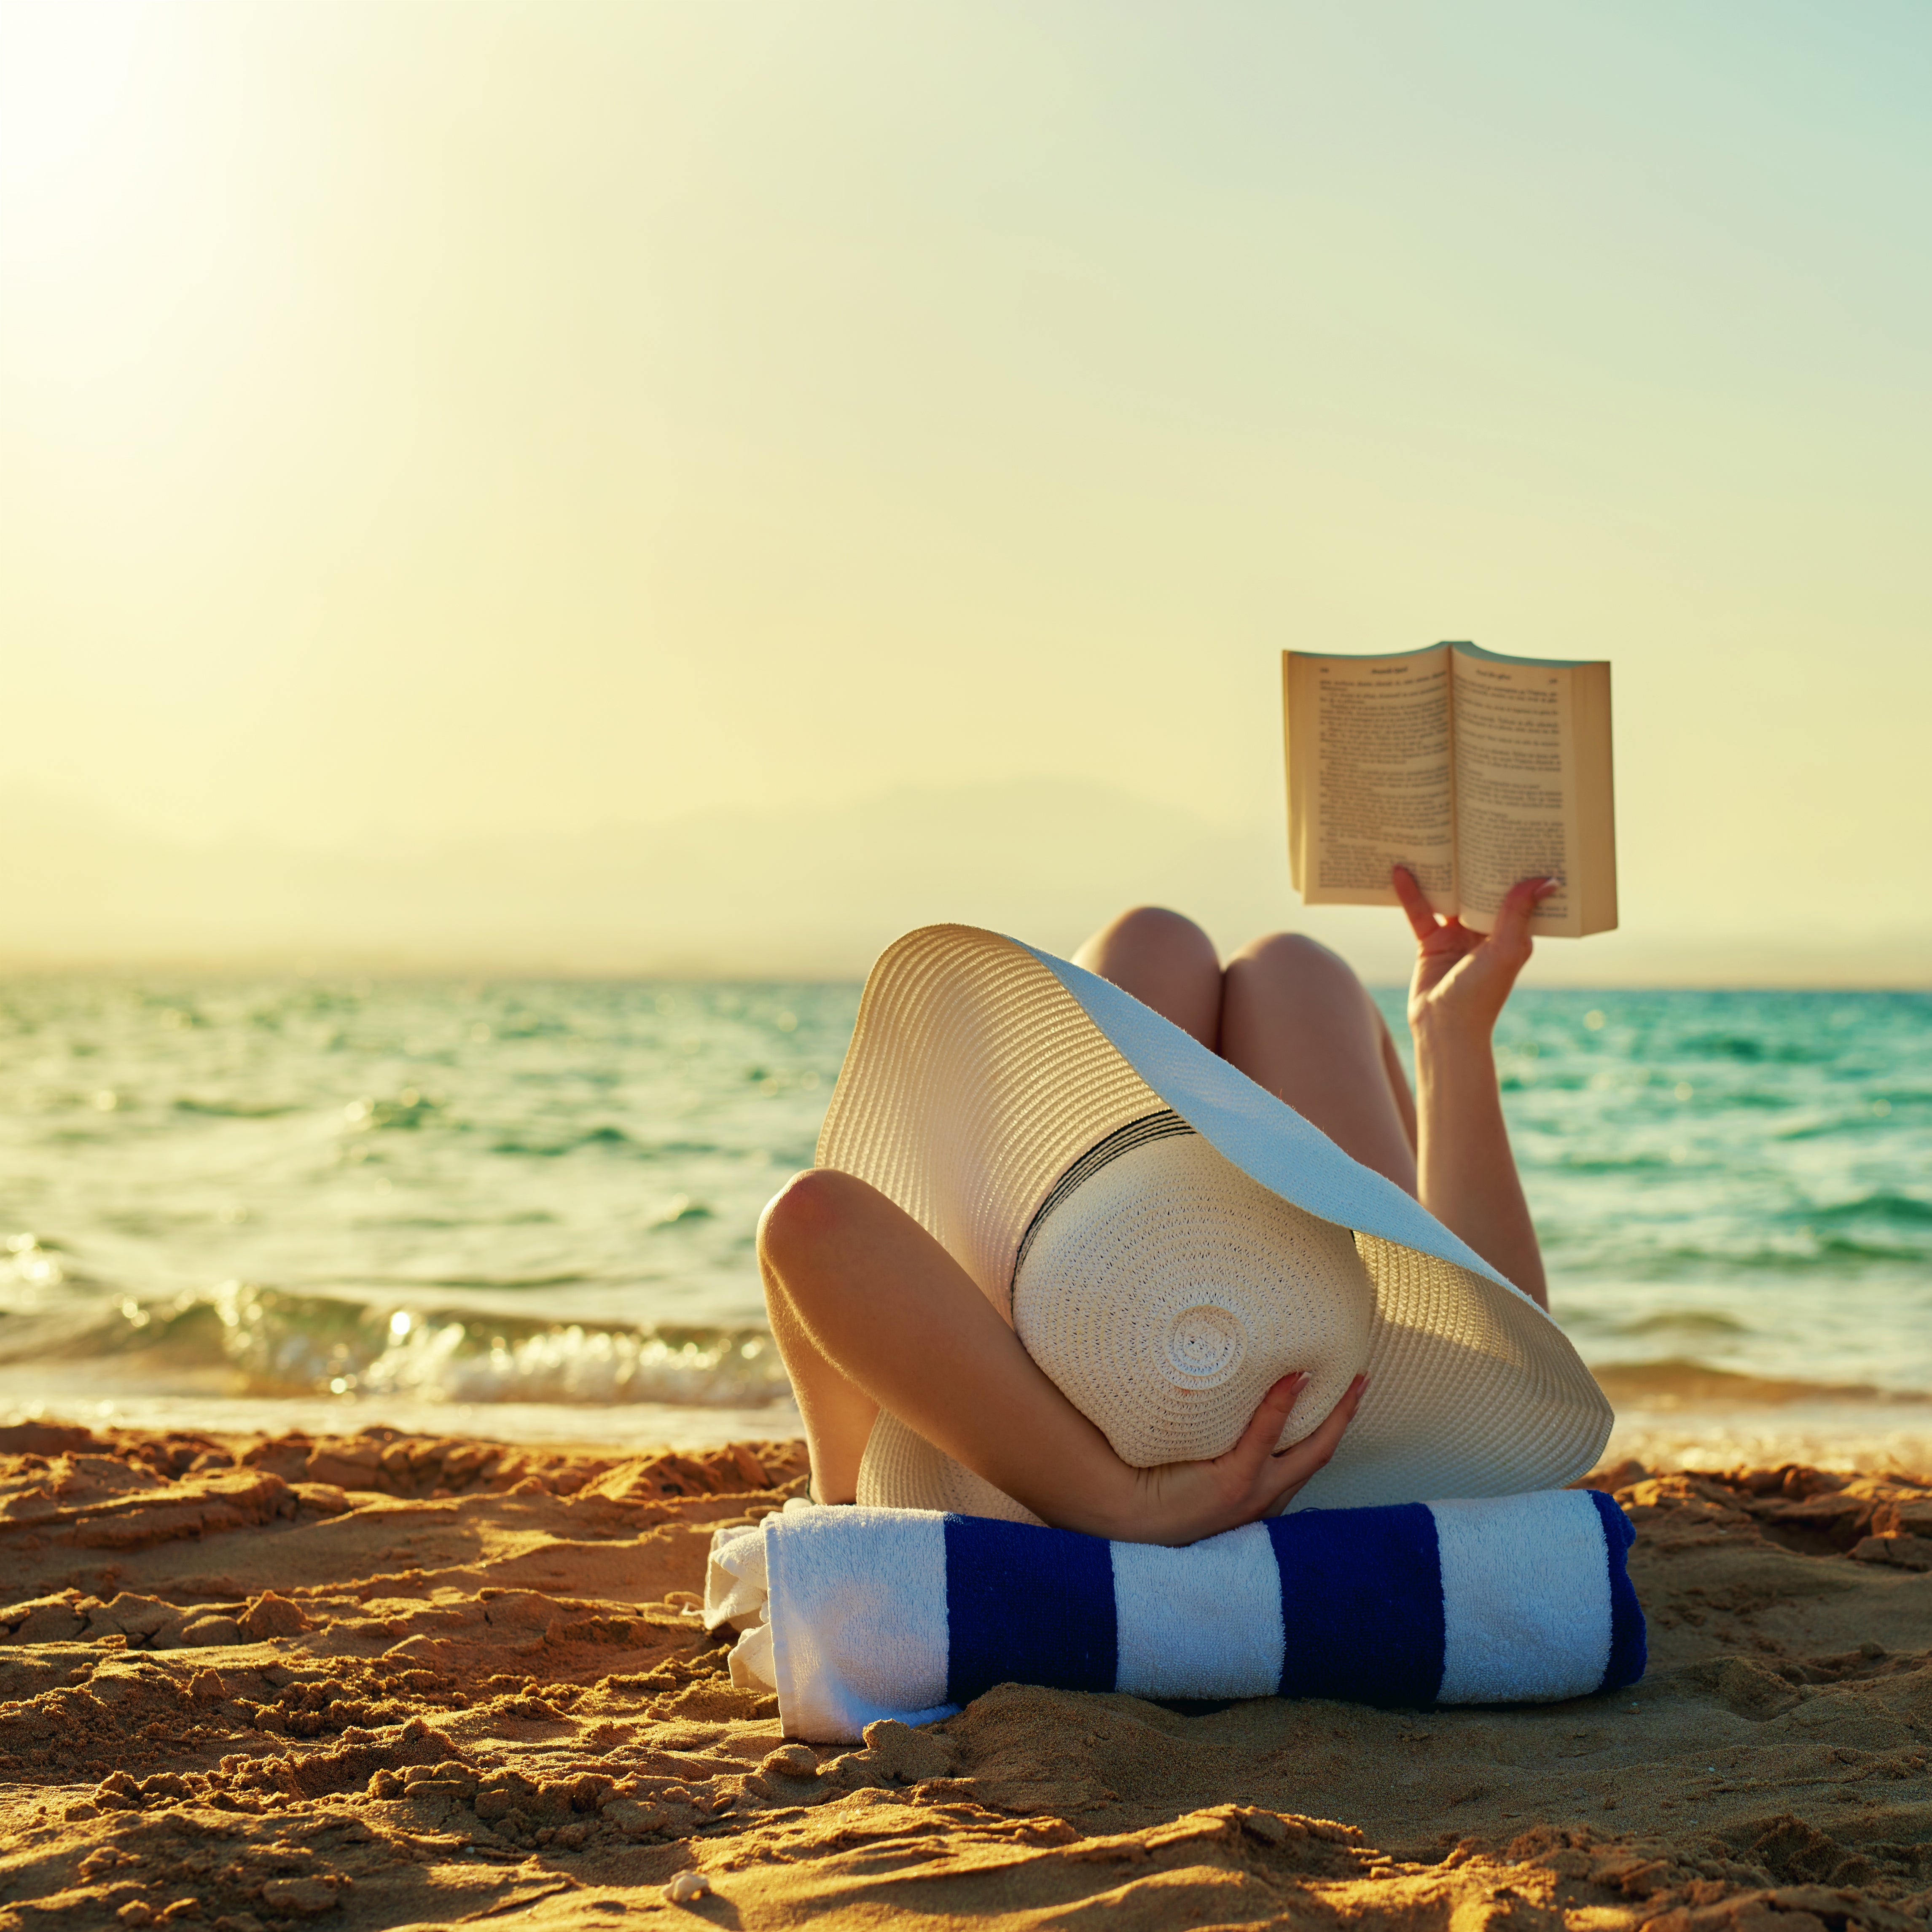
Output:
[0, 1422, 1925, 1930]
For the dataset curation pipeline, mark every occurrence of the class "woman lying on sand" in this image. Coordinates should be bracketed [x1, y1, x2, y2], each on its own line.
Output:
[759, 867, 1572, 1549]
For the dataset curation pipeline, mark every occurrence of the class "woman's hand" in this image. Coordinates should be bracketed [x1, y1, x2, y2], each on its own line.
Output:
[1393, 867, 1558, 1045]
[1125, 1372, 1367, 1547]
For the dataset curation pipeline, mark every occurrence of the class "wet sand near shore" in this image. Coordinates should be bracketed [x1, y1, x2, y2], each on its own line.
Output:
[0, 1422, 1927, 1931]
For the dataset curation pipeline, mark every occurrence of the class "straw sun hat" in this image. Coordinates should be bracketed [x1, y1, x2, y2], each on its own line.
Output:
[819, 925, 1612, 1524]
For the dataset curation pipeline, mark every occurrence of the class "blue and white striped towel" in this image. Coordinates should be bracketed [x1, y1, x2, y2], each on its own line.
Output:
[704, 1490, 1645, 1742]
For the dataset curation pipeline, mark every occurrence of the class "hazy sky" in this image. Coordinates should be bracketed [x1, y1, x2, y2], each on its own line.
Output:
[5, 2, 1929, 974]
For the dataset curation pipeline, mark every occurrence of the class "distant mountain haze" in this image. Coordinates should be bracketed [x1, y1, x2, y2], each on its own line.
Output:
[3, 783, 1924, 985]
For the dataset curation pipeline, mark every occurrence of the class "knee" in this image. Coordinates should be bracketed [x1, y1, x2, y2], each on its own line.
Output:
[1077, 905, 1218, 978]
[757, 1167, 871, 1272]
[1075, 906, 1223, 1045]
[1224, 930, 1359, 994]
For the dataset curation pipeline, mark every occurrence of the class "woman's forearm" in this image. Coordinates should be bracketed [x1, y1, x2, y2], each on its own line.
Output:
[1412, 1019, 1548, 1308]
[761, 1169, 1151, 1536]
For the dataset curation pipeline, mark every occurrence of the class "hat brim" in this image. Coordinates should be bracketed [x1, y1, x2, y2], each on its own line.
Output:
[817, 925, 1612, 1509]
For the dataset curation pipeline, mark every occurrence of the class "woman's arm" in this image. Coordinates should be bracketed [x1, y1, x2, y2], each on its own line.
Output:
[760, 1167, 1365, 1546]
[1392, 867, 1554, 1307]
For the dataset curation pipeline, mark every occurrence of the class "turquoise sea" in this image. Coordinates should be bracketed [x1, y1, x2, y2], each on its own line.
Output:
[2, 977, 1927, 1467]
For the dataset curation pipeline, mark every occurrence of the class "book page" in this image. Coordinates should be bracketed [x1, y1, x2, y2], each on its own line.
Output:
[1282, 646, 1456, 915]
[1450, 644, 1616, 937]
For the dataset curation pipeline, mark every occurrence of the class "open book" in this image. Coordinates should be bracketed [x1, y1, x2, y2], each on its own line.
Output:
[1282, 641, 1616, 938]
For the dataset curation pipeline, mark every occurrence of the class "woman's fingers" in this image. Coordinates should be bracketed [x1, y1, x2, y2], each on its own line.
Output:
[1478, 875, 1559, 971]
[1256, 1373, 1367, 1510]
[1493, 875, 1559, 940]
[1390, 865, 1440, 943]
[1141, 1372, 1368, 1544]
[1220, 1373, 1307, 1475]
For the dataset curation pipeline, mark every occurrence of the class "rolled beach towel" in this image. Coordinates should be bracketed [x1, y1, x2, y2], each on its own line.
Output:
[705, 1490, 1645, 1743]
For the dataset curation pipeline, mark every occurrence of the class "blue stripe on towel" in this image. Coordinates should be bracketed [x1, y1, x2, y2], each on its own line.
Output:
[1585, 1489, 1647, 1692]
[1266, 1502, 1446, 1707]
[943, 1515, 1117, 1705]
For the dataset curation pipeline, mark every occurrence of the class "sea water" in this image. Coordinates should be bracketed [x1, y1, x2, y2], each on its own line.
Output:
[1, 978, 1927, 1466]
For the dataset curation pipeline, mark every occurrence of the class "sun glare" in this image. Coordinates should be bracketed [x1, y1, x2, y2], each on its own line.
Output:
[1, 0, 239, 429]
[1, 3, 165, 260]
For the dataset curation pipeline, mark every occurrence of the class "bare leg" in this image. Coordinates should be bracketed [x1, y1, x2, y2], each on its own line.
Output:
[1072, 906, 1222, 1048]
[760, 1199, 881, 1502]
[1219, 933, 1419, 1193]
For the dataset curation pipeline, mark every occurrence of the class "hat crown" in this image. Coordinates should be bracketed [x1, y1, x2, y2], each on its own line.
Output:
[1012, 1124, 1375, 1468]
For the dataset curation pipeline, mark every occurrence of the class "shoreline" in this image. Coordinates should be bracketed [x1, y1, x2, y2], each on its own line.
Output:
[9, 1384, 1932, 1478]
[1, 1419, 1927, 1930]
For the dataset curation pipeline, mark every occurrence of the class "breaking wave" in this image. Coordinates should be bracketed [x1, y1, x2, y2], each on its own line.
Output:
[0, 1281, 789, 1408]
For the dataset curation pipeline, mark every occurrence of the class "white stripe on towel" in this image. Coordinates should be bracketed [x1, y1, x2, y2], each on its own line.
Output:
[766, 1505, 954, 1741]
[1110, 1522, 1284, 1700]
[1430, 1491, 1612, 1703]
[706, 1522, 770, 1631]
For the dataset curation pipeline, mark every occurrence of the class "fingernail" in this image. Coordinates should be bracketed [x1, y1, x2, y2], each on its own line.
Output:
[1536, 877, 1563, 894]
